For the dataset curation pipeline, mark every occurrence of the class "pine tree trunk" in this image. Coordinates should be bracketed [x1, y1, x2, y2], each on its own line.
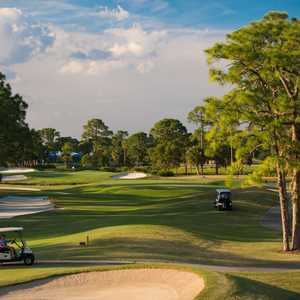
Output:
[291, 124, 300, 250]
[123, 149, 127, 166]
[291, 169, 300, 250]
[215, 161, 219, 175]
[276, 163, 290, 251]
[201, 164, 204, 176]
[196, 165, 200, 176]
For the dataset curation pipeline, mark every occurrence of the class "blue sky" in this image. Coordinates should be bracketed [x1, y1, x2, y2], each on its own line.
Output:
[2, 0, 299, 29]
[0, 0, 299, 136]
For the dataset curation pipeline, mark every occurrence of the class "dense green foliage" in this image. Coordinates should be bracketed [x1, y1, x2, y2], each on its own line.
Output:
[0, 73, 30, 166]
[205, 11, 300, 250]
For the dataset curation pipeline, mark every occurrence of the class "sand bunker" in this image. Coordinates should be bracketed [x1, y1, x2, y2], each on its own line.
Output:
[0, 168, 35, 174]
[113, 172, 147, 179]
[0, 187, 41, 191]
[1, 175, 27, 182]
[0, 269, 204, 300]
[0, 196, 54, 219]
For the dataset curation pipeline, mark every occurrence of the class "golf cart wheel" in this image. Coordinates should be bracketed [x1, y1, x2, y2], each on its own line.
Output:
[24, 255, 35, 266]
[218, 206, 223, 211]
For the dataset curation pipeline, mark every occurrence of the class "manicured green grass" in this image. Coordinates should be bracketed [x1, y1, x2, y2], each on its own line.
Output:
[223, 271, 300, 300]
[1, 170, 300, 298]
[0, 170, 293, 266]
[16, 170, 115, 185]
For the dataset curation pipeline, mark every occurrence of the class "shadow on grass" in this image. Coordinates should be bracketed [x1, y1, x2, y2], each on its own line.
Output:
[226, 274, 300, 300]
[0, 183, 284, 267]
[30, 236, 300, 268]
[0, 188, 279, 237]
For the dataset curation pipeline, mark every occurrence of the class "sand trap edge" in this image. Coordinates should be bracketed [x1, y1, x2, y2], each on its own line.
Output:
[0, 268, 205, 300]
[112, 172, 148, 179]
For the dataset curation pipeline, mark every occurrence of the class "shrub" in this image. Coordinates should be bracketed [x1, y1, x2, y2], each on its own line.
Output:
[120, 166, 129, 172]
[158, 170, 175, 177]
[99, 167, 120, 172]
[133, 166, 150, 173]
[36, 164, 56, 170]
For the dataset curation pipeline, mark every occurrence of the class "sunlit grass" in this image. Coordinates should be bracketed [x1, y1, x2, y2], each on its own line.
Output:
[1, 170, 300, 298]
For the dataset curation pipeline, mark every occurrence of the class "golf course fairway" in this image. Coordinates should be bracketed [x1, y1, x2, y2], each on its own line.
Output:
[1, 170, 300, 299]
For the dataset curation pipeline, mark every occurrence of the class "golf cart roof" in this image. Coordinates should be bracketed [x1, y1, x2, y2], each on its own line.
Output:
[216, 189, 231, 194]
[0, 227, 23, 233]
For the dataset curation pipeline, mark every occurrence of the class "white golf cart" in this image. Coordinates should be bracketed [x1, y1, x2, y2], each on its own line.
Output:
[0, 227, 35, 265]
[215, 189, 232, 211]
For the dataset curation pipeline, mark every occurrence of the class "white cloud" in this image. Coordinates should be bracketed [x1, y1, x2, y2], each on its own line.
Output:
[107, 24, 166, 59]
[59, 60, 84, 74]
[1, 8, 228, 136]
[0, 7, 54, 65]
[59, 59, 126, 75]
[8, 24, 227, 137]
[98, 5, 129, 21]
[54, 23, 167, 75]
[136, 60, 154, 74]
[0, 7, 21, 18]
[107, 24, 166, 55]
[110, 42, 143, 57]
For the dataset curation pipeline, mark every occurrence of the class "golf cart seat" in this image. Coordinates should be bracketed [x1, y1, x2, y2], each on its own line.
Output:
[215, 189, 232, 211]
[0, 247, 11, 260]
[0, 227, 34, 265]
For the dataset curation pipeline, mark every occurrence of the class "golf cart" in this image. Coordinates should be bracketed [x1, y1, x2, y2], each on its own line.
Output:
[215, 189, 232, 211]
[0, 227, 35, 265]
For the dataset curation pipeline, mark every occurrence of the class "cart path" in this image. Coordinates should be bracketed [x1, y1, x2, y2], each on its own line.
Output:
[34, 259, 300, 273]
[261, 205, 281, 232]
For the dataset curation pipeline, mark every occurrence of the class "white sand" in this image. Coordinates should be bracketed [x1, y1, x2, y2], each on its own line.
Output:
[0, 269, 204, 300]
[113, 172, 147, 179]
[0, 187, 41, 191]
[0, 196, 54, 219]
[0, 168, 35, 174]
[1, 175, 27, 182]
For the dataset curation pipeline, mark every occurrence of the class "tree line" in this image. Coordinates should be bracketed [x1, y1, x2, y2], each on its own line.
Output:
[0, 72, 236, 174]
[1, 11, 300, 251]
[0, 92, 235, 175]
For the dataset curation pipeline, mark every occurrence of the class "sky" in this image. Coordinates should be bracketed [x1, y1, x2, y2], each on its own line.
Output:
[0, 0, 299, 137]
